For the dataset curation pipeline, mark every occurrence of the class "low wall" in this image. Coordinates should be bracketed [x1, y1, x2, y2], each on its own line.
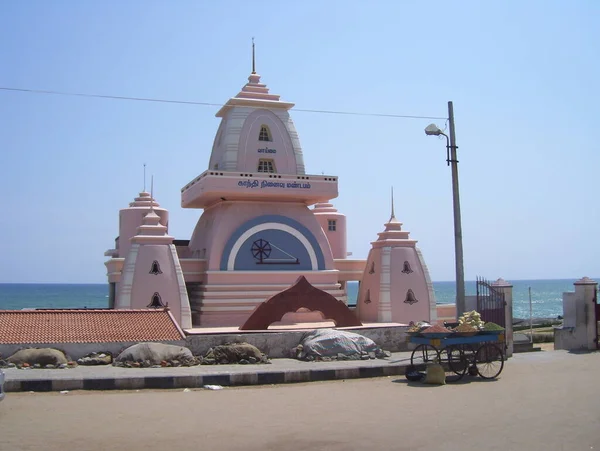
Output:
[0, 328, 410, 362]
[185, 325, 411, 358]
[435, 304, 456, 323]
[0, 340, 186, 362]
[554, 327, 589, 351]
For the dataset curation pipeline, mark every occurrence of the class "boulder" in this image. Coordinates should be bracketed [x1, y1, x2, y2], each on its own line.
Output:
[7, 348, 68, 366]
[209, 343, 265, 364]
[115, 343, 194, 365]
[77, 352, 112, 366]
[297, 329, 381, 360]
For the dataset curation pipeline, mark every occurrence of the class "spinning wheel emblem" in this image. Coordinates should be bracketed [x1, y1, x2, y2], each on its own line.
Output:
[251, 239, 272, 261]
[250, 238, 299, 265]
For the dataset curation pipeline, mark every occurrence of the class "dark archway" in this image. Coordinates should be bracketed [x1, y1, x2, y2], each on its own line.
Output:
[239, 276, 362, 330]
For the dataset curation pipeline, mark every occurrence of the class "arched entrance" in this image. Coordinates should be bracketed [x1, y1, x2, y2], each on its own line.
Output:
[239, 276, 362, 330]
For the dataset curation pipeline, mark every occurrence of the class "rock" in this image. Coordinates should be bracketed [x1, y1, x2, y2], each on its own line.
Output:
[151, 365, 161, 368]
[248, 357, 257, 364]
[77, 352, 112, 366]
[131, 362, 141, 368]
[210, 343, 264, 364]
[239, 359, 249, 365]
[360, 355, 370, 360]
[384, 351, 392, 358]
[59, 363, 68, 369]
[368, 352, 376, 359]
[172, 360, 180, 367]
[115, 343, 193, 366]
[321, 356, 332, 362]
[21, 362, 30, 368]
[7, 362, 16, 368]
[45, 364, 55, 369]
[202, 358, 215, 365]
[297, 329, 380, 361]
[33, 363, 41, 369]
[7, 348, 69, 366]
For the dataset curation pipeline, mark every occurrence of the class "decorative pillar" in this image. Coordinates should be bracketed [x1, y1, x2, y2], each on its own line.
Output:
[574, 277, 598, 351]
[492, 278, 513, 358]
[378, 247, 392, 322]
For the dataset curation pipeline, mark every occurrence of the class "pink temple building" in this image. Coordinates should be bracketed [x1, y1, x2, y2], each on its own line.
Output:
[104, 54, 437, 329]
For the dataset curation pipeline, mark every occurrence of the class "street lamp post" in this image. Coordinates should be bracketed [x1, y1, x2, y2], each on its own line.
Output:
[425, 101, 465, 319]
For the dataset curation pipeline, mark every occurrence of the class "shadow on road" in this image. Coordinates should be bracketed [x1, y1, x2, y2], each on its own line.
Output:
[391, 375, 500, 387]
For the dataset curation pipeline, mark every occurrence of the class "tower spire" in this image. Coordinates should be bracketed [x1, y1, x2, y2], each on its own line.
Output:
[390, 186, 396, 220]
[251, 37, 256, 74]
[143, 163, 146, 192]
[150, 175, 154, 212]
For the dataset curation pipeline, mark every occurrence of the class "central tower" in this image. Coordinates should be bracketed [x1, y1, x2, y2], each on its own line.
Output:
[180, 48, 346, 327]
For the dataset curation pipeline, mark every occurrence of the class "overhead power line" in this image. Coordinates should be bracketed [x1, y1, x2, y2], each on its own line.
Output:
[0, 87, 447, 120]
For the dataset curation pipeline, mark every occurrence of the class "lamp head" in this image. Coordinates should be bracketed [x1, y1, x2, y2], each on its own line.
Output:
[425, 123, 444, 136]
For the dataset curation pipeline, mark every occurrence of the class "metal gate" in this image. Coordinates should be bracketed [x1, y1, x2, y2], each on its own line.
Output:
[476, 277, 506, 329]
[594, 287, 599, 350]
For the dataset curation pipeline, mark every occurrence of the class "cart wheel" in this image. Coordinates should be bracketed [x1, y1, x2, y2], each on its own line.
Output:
[410, 344, 439, 367]
[443, 345, 468, 382]
[475, 344, 504, 379]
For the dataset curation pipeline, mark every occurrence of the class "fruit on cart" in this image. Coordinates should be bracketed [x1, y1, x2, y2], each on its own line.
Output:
[483, 322, 505, 331]
[458, 310, 484, 329]
[454, 323, 477, 333]
[421, 324, 451, 334]
[407, 321, 431, 333]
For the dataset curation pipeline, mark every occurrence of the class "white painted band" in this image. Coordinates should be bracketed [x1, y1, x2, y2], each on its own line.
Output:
[227, 222, 318, 270]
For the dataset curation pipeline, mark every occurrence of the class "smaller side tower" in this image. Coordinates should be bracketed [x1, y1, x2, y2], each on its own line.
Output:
[356, 192, 436, 324]
[117, 191, 168, 258]
[115, 199, 191, 329]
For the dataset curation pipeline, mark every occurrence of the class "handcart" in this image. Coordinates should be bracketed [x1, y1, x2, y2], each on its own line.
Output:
[408, 333, 505, 382]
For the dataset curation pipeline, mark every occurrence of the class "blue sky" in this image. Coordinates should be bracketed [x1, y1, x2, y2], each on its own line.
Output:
[1, 1, 599, 283]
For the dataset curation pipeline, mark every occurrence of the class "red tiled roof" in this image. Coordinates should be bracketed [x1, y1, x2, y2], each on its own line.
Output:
[0, 309, 185, 344]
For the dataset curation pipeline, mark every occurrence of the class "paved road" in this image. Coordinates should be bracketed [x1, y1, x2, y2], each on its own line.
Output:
[1, 350, 598, 451]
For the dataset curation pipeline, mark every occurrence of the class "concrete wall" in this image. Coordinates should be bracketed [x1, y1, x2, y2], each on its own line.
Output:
[554, 278, 598, 351]
[185, 326, 411, 358]
[0, 341, 185, 362]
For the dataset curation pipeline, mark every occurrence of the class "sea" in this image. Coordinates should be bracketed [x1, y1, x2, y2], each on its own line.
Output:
[0, 279, 592, 320]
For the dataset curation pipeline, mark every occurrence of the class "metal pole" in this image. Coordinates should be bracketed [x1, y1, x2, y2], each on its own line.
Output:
[448, 101, 466, 317]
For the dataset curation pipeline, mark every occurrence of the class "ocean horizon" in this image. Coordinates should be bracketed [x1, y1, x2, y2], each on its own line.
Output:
[1, 278, 595, 320]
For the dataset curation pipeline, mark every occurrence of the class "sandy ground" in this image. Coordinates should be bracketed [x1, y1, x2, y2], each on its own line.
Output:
[0, 350, 599, 451]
